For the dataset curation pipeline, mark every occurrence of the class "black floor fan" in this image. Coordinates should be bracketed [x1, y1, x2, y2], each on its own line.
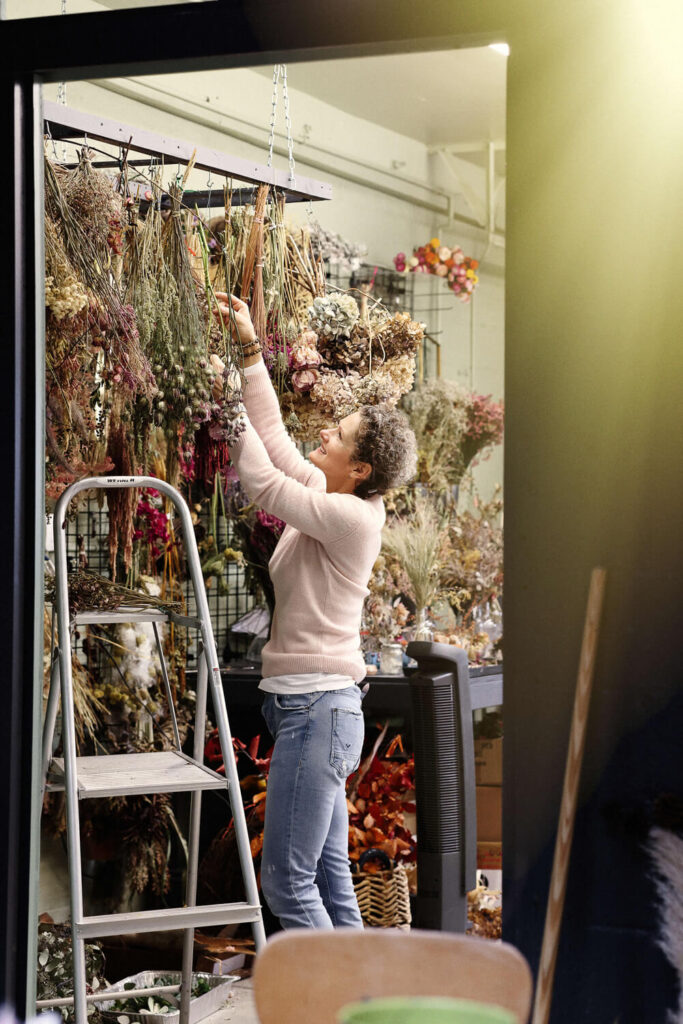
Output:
[406, 641, 478, 932]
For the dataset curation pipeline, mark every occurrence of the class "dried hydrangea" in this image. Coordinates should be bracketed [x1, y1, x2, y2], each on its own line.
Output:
[309, 368, 358, 417]
[376, 354, 416, 400]
[318, 331, 368, 370]
[281, 393, 334, 442]
[371, 311, 425, 361]
[290, 335, 322, 371]
[308, 293, 360, 339]
[351, 373, 399, 407]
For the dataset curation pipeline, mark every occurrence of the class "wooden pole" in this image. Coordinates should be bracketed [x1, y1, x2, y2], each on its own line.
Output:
[530, 567, 607, 1024]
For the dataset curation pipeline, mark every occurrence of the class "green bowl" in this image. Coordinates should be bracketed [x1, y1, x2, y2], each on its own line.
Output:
[337, 996, 517, 1024]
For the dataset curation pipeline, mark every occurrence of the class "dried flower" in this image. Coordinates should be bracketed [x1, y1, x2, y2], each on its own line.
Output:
[291, 343, 322, 370]
[291, 368, 320, 393]
[308, 293, 360, 339]
[394, 238, 480, 302]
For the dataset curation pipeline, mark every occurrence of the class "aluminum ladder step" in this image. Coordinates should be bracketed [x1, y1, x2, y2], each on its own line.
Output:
[71, 607, 202, 628]
[76, 902, 262, 939]
[47, 751, 227, 798]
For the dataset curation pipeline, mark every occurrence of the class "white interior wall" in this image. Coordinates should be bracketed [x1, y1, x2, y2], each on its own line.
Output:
[43, 62, 504, 497]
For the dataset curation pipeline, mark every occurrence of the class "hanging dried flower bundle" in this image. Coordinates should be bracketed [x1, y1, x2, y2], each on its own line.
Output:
[274, 290, 424, 441]
[45, 156, 154, 398]
[394, 236, 480, 303]
[401, 379, 504, 491]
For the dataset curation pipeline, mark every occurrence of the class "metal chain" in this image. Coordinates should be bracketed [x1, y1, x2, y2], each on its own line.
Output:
[281, 64, 296, 187]
[44, 120, 59, 162]
[266, 64, 297, 187]
[56, 0, 67, 107]
[266, 64, 281, 168]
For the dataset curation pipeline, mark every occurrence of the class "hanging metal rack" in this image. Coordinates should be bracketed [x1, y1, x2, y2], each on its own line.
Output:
[43, 99, 332, 204]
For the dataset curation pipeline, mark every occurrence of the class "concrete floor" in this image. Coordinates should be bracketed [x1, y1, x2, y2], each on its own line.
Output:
[205, 977, 260, 1024]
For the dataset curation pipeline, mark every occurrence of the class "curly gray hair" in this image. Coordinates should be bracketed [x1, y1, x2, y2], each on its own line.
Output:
[353, 404, 417, 499]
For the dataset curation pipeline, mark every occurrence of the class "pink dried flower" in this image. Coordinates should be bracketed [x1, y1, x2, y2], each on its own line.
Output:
[291, 344, 322, 370]
[292, 368, 320, 393]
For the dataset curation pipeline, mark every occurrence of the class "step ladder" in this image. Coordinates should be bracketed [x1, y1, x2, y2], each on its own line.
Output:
[40, 476, 266, 1024]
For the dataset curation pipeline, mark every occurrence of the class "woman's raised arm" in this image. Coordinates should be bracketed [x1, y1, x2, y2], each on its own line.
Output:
[214, 293, 318, 486]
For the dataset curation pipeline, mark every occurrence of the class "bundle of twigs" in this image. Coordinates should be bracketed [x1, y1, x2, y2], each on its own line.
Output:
[107, 399, 138, 575]
[45, 568, 183, 615]
[240, 184, 269, 340]
[42, 606, 105, 743]
[285, 226, 326, 304]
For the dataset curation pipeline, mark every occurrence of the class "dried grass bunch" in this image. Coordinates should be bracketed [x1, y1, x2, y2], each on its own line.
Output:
[381, 496, 447, 612]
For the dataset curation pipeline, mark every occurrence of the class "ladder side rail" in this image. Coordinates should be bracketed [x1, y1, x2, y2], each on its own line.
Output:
[180, 645, 210, 1023]
[179, 508, 266, 951]
[52, 486, 89, 1024]
[200, 628, 266, 950]
[152, 620, 182, 750]
[40, 648, 61, 802]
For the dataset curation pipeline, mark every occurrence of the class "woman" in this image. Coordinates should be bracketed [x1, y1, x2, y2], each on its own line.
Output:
[216, 292, 417, 929]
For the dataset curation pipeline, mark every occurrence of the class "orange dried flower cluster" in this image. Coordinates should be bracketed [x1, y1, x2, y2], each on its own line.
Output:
[346, 735, 417, 868]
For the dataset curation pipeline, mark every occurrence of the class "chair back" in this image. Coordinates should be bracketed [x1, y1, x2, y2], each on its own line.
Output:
[252, 928, 532, 1024]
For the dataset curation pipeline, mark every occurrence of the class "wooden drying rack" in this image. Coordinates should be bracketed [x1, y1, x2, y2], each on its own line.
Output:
[43, 99, 333, 206]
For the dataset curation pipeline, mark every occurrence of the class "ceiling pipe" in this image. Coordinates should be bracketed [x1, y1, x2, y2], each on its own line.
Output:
[90, 77, 502, 235]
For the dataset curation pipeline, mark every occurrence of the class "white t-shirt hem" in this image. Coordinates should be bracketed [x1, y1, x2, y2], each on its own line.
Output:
[259, 671, 356, 695]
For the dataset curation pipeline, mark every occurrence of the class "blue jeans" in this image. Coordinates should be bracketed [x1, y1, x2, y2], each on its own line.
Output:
[260, 687, 365, 929]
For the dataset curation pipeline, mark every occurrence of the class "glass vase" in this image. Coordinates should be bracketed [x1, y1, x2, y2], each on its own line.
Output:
[413, 607, 433, 642]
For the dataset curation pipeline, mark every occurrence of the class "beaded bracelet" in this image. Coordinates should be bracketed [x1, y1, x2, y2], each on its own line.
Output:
[240, 336, 262, 357]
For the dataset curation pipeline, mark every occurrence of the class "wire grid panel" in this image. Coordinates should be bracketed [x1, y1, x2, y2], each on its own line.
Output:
[58, 496, 256, 665]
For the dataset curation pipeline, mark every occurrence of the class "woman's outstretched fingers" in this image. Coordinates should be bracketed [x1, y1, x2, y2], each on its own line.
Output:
[212, 296, 232, 326]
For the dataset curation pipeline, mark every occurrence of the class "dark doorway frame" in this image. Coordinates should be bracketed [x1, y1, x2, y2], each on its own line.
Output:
[0, 1, 508, 1012]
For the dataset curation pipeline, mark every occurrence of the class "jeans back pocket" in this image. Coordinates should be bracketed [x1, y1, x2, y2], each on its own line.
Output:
[330, 707, 364, 779]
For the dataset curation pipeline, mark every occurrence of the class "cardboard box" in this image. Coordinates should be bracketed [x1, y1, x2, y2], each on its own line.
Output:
[474, 737, 503, 786]
[476, 785, 502, 842]
[477, 841, 503, 870]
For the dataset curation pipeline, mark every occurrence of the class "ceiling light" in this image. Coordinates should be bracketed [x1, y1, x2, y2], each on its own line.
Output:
[489, 43, 510, 57]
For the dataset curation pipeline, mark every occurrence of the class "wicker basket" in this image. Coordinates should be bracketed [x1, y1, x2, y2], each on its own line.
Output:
[352, 848, 412, 930]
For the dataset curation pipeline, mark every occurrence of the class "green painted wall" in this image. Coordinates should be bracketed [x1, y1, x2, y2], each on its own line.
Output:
[502, 0, 683, 1015]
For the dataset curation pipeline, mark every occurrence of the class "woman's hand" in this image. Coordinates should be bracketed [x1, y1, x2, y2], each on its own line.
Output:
[213, 292, 256, 346]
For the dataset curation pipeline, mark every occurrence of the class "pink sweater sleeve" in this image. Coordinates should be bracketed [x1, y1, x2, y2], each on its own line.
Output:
[229, 415, 367, 546]
[242, 361, 320, 486]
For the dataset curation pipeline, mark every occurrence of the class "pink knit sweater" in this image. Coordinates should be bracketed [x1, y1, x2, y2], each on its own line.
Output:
[227, 361, 385, 683]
